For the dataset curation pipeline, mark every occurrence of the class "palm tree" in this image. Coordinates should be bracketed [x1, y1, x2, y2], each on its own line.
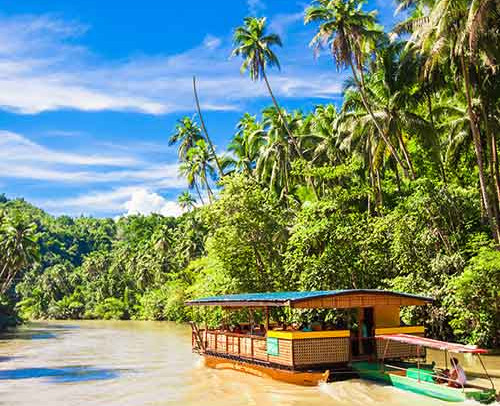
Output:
[169, 117, 204, 161]
[231, 17, 303, 159]
[306, 104, 342, 165]
[187, 139, 218, 203]
[228, 113, 266, 174]
[177, 191, 197, 211]
[0, 214, 39, 294]
[305, 0, 410, 178]
[255, 107, 302, 199]
[408, 0, 499, 240]
[179, 159, 205, 205]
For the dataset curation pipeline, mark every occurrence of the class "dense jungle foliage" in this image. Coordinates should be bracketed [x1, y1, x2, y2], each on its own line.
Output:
[1, 0, 499, 347]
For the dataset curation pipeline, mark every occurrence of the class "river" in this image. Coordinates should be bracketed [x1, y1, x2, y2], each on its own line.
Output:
[0, 321, 498, 406]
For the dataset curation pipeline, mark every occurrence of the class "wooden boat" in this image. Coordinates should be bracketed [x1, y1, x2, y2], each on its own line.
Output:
[351, 334, 497, 403]
[186, 289, 432, 387]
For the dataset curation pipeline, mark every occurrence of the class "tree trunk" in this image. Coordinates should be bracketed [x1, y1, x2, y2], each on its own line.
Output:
[427, 92, 447, 182]
[459, 52, 499, 241]
[491, 132, 500, 215]
[397, 130, 416, 180]
[261, 70, 303, 159]
[348, 57, 409, 178]
[193, 76, 224, 177]
[194, 182, 205, 206]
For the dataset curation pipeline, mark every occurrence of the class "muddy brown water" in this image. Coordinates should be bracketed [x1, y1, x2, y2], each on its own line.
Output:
[0, 321, 499, 405]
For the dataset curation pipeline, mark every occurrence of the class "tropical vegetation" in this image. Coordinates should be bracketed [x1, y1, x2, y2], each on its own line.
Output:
[1, 0, 499, 347]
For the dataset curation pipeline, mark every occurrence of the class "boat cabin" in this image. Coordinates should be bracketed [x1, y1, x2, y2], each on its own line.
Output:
[186, 289, 432, 385]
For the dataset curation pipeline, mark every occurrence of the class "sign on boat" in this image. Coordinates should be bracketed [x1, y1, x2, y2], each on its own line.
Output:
[187, 289, 498, 403]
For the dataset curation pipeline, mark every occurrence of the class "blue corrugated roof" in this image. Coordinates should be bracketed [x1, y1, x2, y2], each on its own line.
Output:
[186, 289, 433, 306]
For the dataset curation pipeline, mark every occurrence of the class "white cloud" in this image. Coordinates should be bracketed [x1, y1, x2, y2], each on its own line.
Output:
[0, 131, 140, 166]
[124, 189, 184, 217]
[0, 130, 185, 188]
[0, 13, 344, 116]
[39, 186, 184, 217]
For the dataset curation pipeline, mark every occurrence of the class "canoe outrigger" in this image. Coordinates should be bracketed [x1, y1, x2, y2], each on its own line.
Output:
[352, 334, 497, 403]
[186, 289, 498, 403]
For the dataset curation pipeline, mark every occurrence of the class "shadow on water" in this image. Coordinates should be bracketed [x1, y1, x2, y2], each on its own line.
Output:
[0, 356, 18, 363]
[0, 365, 122, 383]
[0, 324, 80, 341]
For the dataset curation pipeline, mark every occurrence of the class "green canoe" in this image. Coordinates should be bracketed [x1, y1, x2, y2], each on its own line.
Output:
[352, 361, 497, 403]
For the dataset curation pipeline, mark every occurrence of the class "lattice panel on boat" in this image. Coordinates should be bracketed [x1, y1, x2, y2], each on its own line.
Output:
[268, 339, 293, 366]
[293, 337, 350, 365]
[376, 338, 424, 359]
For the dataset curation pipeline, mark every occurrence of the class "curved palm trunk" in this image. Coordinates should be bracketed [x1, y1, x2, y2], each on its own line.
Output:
[193, 76, 224, 177]
[194, 182, 205, 206]
[459, 52, 499, 242]
[261, 70, 303, 159]
[348, 56, 410, 179]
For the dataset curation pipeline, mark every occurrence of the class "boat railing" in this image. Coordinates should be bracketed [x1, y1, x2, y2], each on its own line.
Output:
[194, 329, 269, 363]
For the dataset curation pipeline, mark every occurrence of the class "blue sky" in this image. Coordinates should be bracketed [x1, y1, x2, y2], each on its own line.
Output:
[1, 0, 399, 217]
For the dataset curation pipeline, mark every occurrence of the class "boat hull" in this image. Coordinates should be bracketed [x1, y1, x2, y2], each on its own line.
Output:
[202, 355, 330, 386]
[352, 362, 496, 403]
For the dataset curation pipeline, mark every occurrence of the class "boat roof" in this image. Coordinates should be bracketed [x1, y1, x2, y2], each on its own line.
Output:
[186, 289, 433, 308]
[376, 334, 488, 354]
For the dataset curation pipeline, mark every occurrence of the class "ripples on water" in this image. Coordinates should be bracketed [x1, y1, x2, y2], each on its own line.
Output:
[0, 321, 498, 406]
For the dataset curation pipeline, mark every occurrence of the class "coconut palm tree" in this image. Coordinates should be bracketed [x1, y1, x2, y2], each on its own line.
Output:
[307, 104, 343, 165]
[0, 214, 39, 294]
[228, 113, 266, 174]
[231, 17, 303, 159]
[255, 107, 304, 199]
[177, 191, 197, 211]
[408, 0, 499, 240]
[169, 117, 204, 161]
[305, 0, 410, 178]
[186, 139, 218, 203]
[179, 159, 205, 205]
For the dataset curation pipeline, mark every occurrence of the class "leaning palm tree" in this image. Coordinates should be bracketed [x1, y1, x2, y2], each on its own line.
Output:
[169, 117, 204, 161]
[305, 0, 409, 178]
[192, 76, 224, 177]
[231, 17, 303, 158]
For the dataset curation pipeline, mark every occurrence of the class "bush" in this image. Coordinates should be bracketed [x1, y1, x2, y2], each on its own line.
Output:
[445, 248, 500, 347]
[48, 295, 85, 319]
[92, 298, 127, 320]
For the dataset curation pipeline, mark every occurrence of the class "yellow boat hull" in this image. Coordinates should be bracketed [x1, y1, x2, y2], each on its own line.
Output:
[203, 355, 329, 386]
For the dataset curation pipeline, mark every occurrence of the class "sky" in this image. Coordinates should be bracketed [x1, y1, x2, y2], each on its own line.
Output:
[1, 0, 400, 218]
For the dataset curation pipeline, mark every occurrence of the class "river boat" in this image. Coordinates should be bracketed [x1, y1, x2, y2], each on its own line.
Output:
[186, 289, 432, 386]
[351, 334, 497, 403]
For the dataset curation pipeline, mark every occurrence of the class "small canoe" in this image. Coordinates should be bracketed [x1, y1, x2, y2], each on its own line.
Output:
[352, 361, 497, 403]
